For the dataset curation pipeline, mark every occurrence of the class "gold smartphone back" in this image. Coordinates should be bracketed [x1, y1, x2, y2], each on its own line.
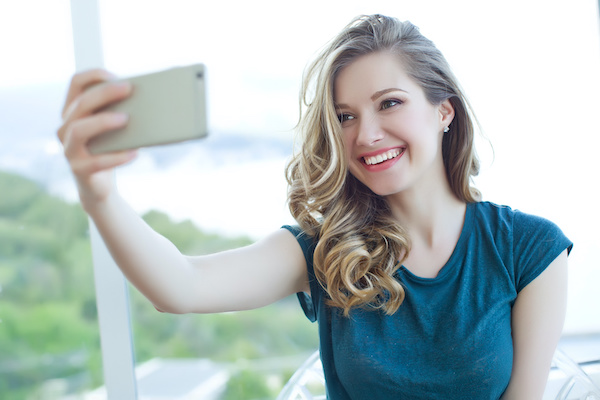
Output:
[88, 64, 208, 154]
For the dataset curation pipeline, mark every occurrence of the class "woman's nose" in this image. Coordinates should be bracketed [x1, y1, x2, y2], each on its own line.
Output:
[356, 117, 384, 147]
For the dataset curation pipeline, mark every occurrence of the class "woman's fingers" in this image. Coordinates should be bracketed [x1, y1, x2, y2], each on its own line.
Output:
[57, 69, 138, 206]
[70, 149, 138, 177]
[58, 68, 132, 147]
[61, 111, 134, 182]
[61, 69, 117, 119]
[61, 111, 129, 153]
[61, 80, 132, 130]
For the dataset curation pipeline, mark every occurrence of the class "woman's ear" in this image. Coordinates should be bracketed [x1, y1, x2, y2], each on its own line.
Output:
[438, 99, 455, 129]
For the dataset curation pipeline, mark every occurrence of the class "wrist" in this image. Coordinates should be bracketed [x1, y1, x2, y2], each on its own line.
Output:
[79, 185, 120, 218]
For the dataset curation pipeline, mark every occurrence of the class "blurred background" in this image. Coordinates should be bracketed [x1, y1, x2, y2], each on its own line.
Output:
[0, 0, 599, 398]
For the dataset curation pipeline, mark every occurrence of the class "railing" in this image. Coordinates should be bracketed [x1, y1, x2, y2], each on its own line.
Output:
[277, 348, 600, 400]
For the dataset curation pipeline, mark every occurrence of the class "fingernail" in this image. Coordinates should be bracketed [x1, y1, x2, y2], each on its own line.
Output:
[115, 80, 132, 92]
[113, 112, 129, 124]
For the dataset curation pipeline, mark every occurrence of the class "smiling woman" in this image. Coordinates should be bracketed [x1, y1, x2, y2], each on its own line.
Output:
[282, 16, 573, 399]
[2, 1, 600, 399]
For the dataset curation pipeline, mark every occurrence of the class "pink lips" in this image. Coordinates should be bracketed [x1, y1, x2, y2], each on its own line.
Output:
[359, 147, 405, 172]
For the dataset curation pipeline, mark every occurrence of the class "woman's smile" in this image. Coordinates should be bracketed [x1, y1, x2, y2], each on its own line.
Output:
[360, 147, 405, 171]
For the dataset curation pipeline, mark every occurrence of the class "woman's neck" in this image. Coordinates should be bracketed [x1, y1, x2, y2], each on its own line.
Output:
[386, 185, 467, 278]
[386, 184, 466, 248]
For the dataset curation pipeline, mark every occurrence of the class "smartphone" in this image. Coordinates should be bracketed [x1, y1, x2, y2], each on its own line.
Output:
[87, 64, 208, 154]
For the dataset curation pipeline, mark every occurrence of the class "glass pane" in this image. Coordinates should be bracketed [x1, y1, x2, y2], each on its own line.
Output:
[95, 0, 600, 398]
[0, 1, 105, 398]
[97, 1, 324, 397]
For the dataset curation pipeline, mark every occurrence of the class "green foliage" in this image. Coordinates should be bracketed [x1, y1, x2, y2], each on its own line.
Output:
[222, 368, 275, 400]
[0, 171, 44, 217]
[0, 171, 101, 397]
[0, 302, 99, 397]
[141, 209, 253, 254]
[130, 291, 318, 364]
[0, 302, 97, 356]
[0, 170, 318, 399]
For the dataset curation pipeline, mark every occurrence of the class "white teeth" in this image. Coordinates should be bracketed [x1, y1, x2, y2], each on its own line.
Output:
[363, 149, 401, 165]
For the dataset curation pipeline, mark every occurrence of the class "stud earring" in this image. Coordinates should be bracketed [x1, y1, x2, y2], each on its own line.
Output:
[443, 126, 450, 133]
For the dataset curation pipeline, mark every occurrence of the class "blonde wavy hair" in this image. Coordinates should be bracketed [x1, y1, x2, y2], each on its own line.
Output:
[285, 14, 480, 316]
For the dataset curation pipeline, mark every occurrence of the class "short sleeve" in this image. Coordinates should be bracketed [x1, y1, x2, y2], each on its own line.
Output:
[512, 211, 573, 292]
[282, 225, 319, 322]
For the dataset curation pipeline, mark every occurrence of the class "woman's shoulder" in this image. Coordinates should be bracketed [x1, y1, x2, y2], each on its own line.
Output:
[281, 225, 319, 265]
[471, 200, 518, 218]
[469, 200, 573, 259]
[470, 201, 573, 291]
[282, 225, 318, 244]
[471, 200, 568, 237]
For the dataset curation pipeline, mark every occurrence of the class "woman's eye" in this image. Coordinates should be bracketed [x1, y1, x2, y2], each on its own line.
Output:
[337, 113, 355, 123]
[381, 99, 401, 110]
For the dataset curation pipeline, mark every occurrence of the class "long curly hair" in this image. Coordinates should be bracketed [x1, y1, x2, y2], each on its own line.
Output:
[285, 14, 480, 316]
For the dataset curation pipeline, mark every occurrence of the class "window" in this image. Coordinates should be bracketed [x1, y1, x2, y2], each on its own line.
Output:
[0, 1, 106, 398]
[2, 1, 598, 398]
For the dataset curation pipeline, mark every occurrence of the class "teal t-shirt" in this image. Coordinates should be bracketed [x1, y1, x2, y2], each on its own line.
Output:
[283, 201, 572, 400]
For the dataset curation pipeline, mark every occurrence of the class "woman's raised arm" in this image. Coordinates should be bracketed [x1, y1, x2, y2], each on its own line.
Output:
[57, 70, 309, 314]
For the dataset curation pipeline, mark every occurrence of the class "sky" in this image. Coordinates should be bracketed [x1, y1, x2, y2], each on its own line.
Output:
[1, 0, 600, 332]
[2, 1, 600, 137]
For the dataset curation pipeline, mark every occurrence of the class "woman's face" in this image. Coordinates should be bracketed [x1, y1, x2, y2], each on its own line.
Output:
[333, 51, 454, 198]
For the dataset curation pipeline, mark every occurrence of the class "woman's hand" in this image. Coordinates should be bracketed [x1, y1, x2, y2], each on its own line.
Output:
[55, 71, 310, 315]
[57, 69, 137, 211]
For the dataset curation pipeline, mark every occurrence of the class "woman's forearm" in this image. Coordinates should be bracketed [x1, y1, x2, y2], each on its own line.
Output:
[87, 191, 196, 313]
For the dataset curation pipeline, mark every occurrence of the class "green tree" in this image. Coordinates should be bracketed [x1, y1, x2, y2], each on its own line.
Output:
[0, 170, 318, 399]
[222, 368, 275, 400]
[0, 171, 44, 217]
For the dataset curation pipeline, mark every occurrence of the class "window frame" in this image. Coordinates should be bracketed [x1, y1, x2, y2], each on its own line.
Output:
[67, 1, 600, 398]
[69, 0, 138, 398]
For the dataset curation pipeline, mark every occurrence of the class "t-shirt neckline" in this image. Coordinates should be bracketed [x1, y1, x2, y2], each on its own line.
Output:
[397, 201, 474, 283]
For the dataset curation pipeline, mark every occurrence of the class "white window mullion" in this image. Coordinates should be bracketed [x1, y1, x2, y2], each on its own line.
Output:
[69, 0, 138, 398]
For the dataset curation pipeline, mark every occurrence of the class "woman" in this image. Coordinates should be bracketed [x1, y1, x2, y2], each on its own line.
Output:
[58, 14, 571, 399]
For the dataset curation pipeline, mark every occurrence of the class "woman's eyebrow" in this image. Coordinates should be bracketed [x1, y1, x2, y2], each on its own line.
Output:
[334, 88, 408, 109]
[371, 88, 408, 101]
